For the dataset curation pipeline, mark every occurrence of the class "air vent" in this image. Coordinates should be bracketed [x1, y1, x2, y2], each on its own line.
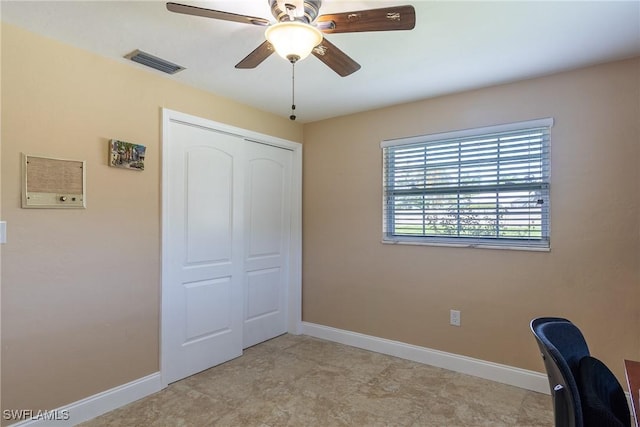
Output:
[124, 49, 185, 74]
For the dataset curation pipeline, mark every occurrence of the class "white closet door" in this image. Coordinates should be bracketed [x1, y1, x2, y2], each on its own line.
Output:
[163, 121, 244, 384]
[243, 141, 293, 348]
[162, 113, 297, 385]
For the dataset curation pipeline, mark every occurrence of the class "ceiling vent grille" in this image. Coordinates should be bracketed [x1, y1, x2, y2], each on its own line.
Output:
[124, 49, 185, 74]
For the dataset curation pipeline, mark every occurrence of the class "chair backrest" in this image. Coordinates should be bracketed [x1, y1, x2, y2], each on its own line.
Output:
[578, 355, 631, 427]
[531, 317, 591, 427]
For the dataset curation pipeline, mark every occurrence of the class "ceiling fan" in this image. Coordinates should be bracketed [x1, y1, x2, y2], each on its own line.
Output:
[166, 1, 416, 77]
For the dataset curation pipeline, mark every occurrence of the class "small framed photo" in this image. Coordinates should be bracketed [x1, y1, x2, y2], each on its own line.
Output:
[109, 139, 146, 171]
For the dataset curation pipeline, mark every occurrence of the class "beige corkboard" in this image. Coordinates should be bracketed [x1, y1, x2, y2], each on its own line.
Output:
[23, 154, 86, 208]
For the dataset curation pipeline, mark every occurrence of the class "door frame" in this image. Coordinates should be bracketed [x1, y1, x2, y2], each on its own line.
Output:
[160, 108, 302, 387]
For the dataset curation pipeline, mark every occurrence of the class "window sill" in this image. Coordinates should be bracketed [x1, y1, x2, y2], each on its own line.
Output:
[381, 239, 550, 252]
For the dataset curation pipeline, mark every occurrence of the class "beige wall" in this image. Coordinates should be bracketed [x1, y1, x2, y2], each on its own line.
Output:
[0, 23, 302, 418]
[303, 57, 640, 382]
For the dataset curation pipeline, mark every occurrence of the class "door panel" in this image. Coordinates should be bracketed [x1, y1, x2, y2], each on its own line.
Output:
[243, 143, 292, 348]
[164, 122, 244, 384]
[247, 159, 285, 257]
[184, 278, 232, 342]
[246, 268, 281, 320]
[185, 148, 233, 264]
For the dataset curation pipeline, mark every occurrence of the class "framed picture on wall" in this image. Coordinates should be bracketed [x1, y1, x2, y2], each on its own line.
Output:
[109, 139, 146, 171]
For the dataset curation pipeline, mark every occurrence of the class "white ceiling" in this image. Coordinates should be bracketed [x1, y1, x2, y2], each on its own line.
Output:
[2, 1, 639, 123]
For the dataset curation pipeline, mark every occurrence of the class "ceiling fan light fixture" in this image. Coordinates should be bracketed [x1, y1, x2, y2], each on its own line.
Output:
[265, 21, 323, 62]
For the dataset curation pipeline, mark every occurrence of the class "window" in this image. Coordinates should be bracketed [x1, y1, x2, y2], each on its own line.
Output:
[382, 118, 552, 250]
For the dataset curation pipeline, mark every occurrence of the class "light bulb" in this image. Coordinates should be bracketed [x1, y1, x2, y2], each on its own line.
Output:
[265, 21, 323, 62]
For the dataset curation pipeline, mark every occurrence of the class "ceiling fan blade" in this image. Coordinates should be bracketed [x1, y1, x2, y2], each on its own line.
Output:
[166, 2, 270, 26]
[312, 38, 361, 77]
[316, 5, 415, 33]
[235, 41, 275, 69]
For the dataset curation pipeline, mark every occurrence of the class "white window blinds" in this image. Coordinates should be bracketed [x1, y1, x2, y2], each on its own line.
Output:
[382, 119, 552, 249]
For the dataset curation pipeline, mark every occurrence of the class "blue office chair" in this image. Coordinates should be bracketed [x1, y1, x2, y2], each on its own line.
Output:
[530, 317, 590, 427]
[578, 355, 631, 427]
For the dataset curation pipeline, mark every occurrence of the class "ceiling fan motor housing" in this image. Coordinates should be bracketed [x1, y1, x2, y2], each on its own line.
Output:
[270, 0, 322, 23]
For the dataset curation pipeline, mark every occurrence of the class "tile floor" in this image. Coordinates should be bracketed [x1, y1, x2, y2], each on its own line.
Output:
[79, 334, 553, 426]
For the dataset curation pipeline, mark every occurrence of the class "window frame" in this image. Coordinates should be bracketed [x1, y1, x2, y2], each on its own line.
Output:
[381, 118, 553, 251]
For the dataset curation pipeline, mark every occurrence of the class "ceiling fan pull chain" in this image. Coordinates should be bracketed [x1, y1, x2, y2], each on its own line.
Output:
[290, 61, 296, 120]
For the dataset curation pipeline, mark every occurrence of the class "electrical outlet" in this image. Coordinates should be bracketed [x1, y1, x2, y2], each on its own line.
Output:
[450, 309, 461, 326]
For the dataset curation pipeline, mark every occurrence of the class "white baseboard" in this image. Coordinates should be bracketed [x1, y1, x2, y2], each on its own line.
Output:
[8, 372, 163, 427]
[301, 321, 550, 394]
